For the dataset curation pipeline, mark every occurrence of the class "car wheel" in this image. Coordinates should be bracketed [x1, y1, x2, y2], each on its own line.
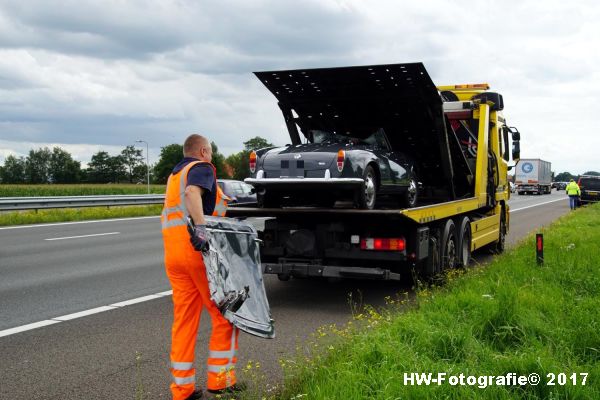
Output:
[402, 178, 418, 208]
[357, 165, 377, 210]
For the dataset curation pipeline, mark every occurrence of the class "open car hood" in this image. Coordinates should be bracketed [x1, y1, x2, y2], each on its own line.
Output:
[204, 217, 275, 339]
[254, 63, 453, 193]
[254, 63, 445, 150]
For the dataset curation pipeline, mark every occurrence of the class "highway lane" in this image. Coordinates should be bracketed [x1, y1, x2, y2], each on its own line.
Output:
[0, 191, 571, 399]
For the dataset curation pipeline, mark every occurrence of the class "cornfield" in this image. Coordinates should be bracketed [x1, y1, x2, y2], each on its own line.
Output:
[0, 184, 166, 197]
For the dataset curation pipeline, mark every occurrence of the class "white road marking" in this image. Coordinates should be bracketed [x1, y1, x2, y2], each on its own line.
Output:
[110, 294, 161, 307]
[0, 320, 61, 338]
[510, 197, 565, 212]
[44, 232, 121, 241]
[0, 289, 173, 338]
[52, 306, 118, 321]
[0, 216, 160, 230]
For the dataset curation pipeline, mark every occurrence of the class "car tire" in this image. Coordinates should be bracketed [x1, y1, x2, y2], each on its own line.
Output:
[401, 178, 418, 208]
[357, 165, 377, 210]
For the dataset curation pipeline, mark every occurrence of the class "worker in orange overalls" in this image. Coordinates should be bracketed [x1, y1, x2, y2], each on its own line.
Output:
[161, 134, 241, 400]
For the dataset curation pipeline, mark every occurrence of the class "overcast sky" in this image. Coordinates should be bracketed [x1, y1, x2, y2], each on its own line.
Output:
[1, 0, 598, 173]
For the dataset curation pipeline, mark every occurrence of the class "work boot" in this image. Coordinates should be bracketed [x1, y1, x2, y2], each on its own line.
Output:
[207, 382, 247, 395]
[184, 389, 203, 399]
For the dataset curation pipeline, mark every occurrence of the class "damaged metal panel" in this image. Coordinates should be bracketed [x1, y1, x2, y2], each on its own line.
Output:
[204, 217, 275, 339]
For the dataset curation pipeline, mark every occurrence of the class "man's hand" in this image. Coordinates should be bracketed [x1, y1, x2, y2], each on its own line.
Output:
[187, 217, 209, 251]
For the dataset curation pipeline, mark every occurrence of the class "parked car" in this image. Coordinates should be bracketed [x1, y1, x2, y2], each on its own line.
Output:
[578, 175, 600, 204]
[556, 181, 567, 191]
[217, 179, 257, 205]
[245, 128, 419, 210]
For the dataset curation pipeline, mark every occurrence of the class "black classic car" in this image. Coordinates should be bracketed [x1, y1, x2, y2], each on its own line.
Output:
[242, 63, 455, 210]
[246, 128, 418, 209]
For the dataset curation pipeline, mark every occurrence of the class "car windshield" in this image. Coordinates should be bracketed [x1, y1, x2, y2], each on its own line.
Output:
[310, 129, 389, 149]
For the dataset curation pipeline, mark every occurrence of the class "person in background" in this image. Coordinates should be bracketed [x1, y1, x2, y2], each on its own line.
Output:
[565, 178, 580, 210]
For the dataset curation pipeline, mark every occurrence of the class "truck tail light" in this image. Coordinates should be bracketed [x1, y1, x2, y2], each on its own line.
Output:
[337, 150, 345, 172]
[360, 237, 405, 252]
[249, 151, 257, 173]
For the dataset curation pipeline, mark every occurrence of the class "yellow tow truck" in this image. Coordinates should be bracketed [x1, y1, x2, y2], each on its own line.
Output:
[229, 63, 521, 280]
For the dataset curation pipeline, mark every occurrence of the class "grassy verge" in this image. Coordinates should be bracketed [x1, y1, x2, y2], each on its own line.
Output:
[272, 204, 600, 399]
[0, 205, 162, 226]
[0, 184, 165, 196]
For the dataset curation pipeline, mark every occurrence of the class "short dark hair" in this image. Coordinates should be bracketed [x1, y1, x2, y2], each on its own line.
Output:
[183, 134, 208, 156]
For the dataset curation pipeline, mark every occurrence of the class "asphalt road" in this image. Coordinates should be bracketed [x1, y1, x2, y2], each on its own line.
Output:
[0, 190, 572, 399]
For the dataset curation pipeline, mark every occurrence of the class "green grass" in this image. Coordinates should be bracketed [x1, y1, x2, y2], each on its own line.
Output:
[272, 204, 600, 399]
[0, 184, 165, 197]
[0, 205, 162, 226]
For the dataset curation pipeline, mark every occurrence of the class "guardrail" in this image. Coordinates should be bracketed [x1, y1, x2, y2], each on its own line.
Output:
[0, 195, 165, 211]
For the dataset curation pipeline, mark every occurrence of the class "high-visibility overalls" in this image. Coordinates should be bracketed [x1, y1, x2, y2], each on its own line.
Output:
[161, 160, 237, 400]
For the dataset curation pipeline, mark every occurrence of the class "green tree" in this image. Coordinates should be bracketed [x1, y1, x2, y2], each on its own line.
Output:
[25, 147, 52, 183]
[154, 144, 183, 184]
[244, 136, 273, 151]
[108, 155, 126, 183]
[121, 145, 145, 183]
[87, 151, 125, 183]
[87, 151, 112, 183]
[554, 171, 576, 182]
[582, 171, 600, 176]
[0, 155, 26, 183]
[226, 136, 274, 181]
[211, 142, 230, 179]
[49, 147, 81, 183]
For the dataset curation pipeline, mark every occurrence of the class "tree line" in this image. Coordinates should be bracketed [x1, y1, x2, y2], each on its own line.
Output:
[554, 171, 600, 182]
[0, 136, 273, 184]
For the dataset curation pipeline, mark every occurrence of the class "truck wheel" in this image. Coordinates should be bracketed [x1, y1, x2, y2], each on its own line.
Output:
[357, 165, 377, 210]
[401, 178, 418, 208]
[457, 217, 471, 268]
[441, 219, 457, 270]
[258, 192, 280, 208]
[420, 235, 441, 279]
[494, 214, 506, 254]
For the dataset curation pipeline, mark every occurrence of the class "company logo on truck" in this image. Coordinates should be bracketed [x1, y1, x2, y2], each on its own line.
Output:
[522, 162, 534, 173]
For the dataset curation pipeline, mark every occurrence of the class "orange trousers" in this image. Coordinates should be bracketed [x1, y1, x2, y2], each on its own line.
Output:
[164, 238, 239, 400]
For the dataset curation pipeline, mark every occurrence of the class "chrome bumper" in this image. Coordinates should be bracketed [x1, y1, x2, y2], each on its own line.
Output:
[245, 177, 364, 186]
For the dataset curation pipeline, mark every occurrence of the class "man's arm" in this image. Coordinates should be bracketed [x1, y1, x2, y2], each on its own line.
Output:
[185, 185, 206, 225]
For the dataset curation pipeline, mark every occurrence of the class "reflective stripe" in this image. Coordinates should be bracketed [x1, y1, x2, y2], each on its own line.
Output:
[162, 162, 200, 230]
[162, 218, 187, 229]
[207, 364, 235, 374]
[208, 350, 236, 359]
[172, 374, 195, 385]
[213, 200, 227, 217]
[171, 361, 194, 370]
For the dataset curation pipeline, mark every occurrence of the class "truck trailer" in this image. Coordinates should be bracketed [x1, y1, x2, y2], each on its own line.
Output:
[515, 159, 552, 195]
[229, 63, 521, 281]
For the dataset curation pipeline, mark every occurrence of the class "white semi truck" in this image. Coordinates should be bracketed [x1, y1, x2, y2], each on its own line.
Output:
[515, 158, 552, 195]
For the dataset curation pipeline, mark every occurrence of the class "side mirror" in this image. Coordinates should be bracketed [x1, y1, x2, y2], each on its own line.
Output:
[508, 126, 520, 141]
[512, 141, 520, 162]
